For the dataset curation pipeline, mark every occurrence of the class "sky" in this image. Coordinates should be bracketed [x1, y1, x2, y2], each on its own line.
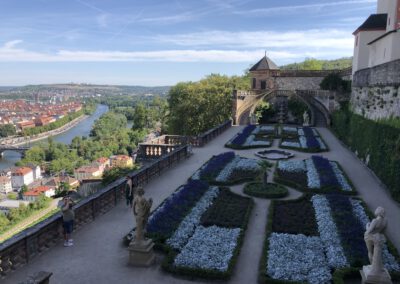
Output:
[0, 0, 376, 86]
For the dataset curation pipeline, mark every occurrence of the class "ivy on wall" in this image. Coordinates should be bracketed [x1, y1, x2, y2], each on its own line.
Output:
[332, 107, 400, 203]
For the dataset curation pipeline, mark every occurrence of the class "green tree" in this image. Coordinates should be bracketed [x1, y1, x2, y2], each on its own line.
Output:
[320, 73, 351, 92]
[0, 124, 16, 137]
[0, 212, 10, 227]
[167, 74, 237, 135]
[132, 103, 147, 130]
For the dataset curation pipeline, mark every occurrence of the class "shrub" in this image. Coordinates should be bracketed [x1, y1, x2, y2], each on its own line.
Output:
[201, 189, 252, 228]
[272, 195, 319, 236]
[243, 182, 288, 198]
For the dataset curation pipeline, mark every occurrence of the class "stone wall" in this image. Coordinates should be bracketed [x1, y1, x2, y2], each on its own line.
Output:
[275, 77, 323, 91]
[351, 59, 400, 119]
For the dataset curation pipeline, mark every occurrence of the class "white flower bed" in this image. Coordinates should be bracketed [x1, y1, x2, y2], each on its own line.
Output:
[174, 225, 240, 272]
[283, 126, 297, 133]
[299, 136, 307, 148]
[167, 187, 220, 249]
[236, 157, 262, 171]
[311, 195, 348, 268]
[215, 156, 241, 182]
[281, 141, 300, 148]
[215, 157, 261, 182]
[305, 158, 321, 189]
[277, 160, 305, 172]
[312, 128, 319, 136]
[316, 137, 327, 150]
[330, 162, 352, 191]
[267, 233, 331, 284]
[297, 128, 305, 136]
[244, 134, 271, 146]
[191, 169, 201, 180]
[350, 199, 400, 271]
[257, 125, 275, 132]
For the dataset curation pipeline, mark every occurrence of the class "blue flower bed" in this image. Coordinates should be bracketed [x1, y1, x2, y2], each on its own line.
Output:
[326, 194, 369, 266]
[303, 127, 315, 137]
[147, 180, 209, 238]
[200, 152, 235, 181]
[280, 127, 327, 152]
[230, 125, 256, 146]
[312, 156, 339, 188]
[306, 135, 321, 149]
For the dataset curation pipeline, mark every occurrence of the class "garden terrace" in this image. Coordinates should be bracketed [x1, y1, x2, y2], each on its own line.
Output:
[2, 124, 400, 284]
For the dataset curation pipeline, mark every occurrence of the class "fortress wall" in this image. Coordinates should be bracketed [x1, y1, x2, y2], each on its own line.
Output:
[274, 77, 323, 91]
[351, 59, 400, 119]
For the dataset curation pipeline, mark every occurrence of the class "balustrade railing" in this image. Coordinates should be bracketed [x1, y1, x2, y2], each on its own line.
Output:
[0, 145, 189, 278]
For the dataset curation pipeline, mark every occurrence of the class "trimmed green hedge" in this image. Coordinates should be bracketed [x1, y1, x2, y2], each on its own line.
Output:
[244, 182, 288, 199]
[331, 109, 400, 203]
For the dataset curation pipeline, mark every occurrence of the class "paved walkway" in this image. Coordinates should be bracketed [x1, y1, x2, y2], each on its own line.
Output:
[3, 125, 400, 284]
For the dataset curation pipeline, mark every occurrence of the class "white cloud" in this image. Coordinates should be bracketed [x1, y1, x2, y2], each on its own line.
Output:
[234, 0, 376, 16]
[3, 40, 23, 49]
[154, 29, 354, 50]
[0, 30, 354, 64]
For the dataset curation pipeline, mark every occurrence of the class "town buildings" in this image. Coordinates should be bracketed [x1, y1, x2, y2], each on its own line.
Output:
[110, 155, 133, 168]
[0, 200, 30, 214]
[0, 100, 83, 132]
[74, 165, 103, 181]
[23, 185, 55, 202]
[0, 176, 12, 194]
[11, 167, 34, 189]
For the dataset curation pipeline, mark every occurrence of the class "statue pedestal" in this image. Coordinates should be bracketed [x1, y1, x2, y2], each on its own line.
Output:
[128, 238, 155, 267]
[360, 265, 392, 284]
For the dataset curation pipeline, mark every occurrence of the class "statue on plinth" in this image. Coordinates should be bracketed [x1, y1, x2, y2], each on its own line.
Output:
[128, 187, 155, 266]
[132, 187, 152, 244]
[303, 111, 310, 126]
[360, 206, 392, 284]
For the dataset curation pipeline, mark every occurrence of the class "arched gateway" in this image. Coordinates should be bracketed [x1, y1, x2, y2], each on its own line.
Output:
[232, 55, 351, 126]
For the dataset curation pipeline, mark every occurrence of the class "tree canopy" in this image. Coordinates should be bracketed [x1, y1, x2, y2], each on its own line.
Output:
[167, 74, 250, 135]
[281, 57, 352, 70]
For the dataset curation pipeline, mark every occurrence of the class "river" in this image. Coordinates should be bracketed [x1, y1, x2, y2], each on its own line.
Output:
[0, 104, 109, 170]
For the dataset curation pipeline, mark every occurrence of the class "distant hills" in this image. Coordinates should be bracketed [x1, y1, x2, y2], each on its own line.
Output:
[0, 84, 171, 98]
[280, 57, 352, 70]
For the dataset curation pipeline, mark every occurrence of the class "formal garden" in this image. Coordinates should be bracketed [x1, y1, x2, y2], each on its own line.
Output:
[225, 125, 275, 149]
[261, 194, 400, 283]
[280, 126, 328, 152]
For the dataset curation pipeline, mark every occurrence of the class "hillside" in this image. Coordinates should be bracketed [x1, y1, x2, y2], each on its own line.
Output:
[0, 84, 170, 100]
[281, 57, 352, 70]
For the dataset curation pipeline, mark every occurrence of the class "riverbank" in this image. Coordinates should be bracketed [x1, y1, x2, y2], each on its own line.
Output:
[0, 114, 89, 147]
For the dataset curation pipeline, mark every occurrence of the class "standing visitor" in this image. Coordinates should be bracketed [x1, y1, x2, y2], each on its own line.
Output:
[125, 176, 134, 208]
[62, 196, 75, 247]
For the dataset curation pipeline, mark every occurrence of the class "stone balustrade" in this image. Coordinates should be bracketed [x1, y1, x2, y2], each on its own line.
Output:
[138, 120, 232, 159]
[0, 145, 189, 279]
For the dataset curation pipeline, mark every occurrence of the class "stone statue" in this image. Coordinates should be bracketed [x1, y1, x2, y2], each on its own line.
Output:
[132, 187, 152, 244]
[361, 206, 392, 284]
[303, 111, 310, 126]
[128, 187, 155, 266]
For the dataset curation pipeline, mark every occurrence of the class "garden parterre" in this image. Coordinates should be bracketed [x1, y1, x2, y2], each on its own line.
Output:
[225, 125, 274, 149]
[280, 126, 327, 152]
[275, 156, 354, 193]
[162, 187, 253, 279]
[262, 194, 400, 283]
[192, 151, 265, 185]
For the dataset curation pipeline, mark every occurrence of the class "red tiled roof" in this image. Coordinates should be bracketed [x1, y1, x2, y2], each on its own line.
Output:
[12, 167, 33, 176]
